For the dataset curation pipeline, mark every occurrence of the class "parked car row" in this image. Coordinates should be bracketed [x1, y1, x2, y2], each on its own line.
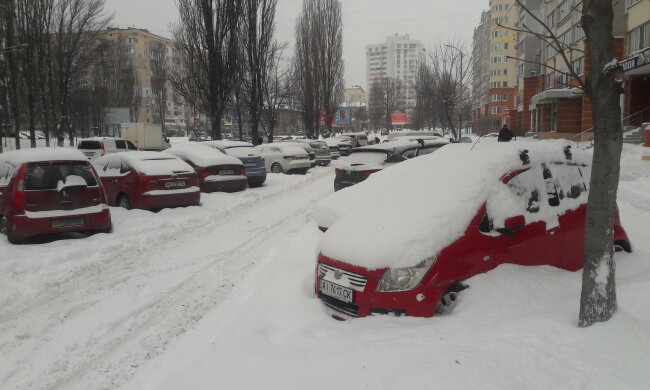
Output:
[313, 142, 632, 319]
[1, 134, 352, 243]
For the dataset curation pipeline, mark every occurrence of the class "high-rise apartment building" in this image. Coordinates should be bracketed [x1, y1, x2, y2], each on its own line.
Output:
[365, 34, 425, 109]
[472, 11, 491, 132]
[472, 0, 518, 133]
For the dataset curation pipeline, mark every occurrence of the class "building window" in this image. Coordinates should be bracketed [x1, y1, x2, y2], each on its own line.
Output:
[547, 11, 555, 27]
[572, 57, 584, 76]
[628, 22, 650, 55]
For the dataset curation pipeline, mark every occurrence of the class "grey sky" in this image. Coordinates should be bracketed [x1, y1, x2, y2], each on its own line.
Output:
[107, 0, 487, 90]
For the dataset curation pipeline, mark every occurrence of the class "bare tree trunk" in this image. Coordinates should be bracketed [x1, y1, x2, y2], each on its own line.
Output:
[578, 0, 623, 327]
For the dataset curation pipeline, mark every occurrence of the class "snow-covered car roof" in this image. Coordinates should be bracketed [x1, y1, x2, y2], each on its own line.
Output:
[387, 131, 442, 139]
[318, 140, 590, 270]
[78, 137, 129, 141]
[0, 148, 89, 165]
[281, 141, 314, 153]
[97, 151, 195, 176]
[352, 138, 449, 153]
[166, 143, 242, 167]
[255, 143, 308, 155]
[202, 140, 255, 149]
[325, 137, 352, 146]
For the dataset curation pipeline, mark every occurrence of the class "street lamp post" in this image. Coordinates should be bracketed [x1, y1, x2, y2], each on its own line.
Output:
[445, 44, 465, 140]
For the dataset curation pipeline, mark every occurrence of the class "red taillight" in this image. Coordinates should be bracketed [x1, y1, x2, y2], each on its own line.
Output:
[238, 166, 246, 175]
[335, 168, 342, 174]
[138, 147, 144, 151]
[90, 164, 108, 204]
[101, 143, 105, 156]
[199, 170, 210, 180]
[13, 165, 27, 208]
[283, 155, 296, 160]
[360, 169, 381, 175]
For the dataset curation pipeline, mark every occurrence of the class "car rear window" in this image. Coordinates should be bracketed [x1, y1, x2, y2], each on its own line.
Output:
[116, 140, 127, 149]
[25, 162, 98, 190]
[78, 140, 102, 150]
[225, 146, 256, 157]
[346, 150, 389, 166]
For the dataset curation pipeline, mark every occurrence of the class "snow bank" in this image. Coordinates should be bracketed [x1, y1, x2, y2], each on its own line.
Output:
[320, 141, 590, 269]
[0, 148, 87, 165]
[167, 143, 243, 167]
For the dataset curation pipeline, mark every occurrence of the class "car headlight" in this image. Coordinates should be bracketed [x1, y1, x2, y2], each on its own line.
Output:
[376, 257, 436, 292]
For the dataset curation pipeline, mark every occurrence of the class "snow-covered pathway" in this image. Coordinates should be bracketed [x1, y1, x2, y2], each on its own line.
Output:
[0, 167, 334, 390]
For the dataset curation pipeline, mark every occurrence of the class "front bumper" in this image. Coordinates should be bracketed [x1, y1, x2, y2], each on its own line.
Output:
[315, 258, 443, 318]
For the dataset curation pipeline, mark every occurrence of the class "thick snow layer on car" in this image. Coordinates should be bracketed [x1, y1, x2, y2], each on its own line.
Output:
[0, 148, 88, 165]
[320, 141, 590, 270]
[56, 175, 89, 191]
[117, 151, 195, 176]
[255, 143, 309, 157]
[166, 143, 243, 167]
[142, 186, 200, 196]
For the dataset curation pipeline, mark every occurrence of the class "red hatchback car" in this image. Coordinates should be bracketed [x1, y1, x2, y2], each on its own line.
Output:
[94, 151, 200, 210]
[0, 149, 112, 243]
[166, 143, 248, 193]
[315, 143, 631, 318]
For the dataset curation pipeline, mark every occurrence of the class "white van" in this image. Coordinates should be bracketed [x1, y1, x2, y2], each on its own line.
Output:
[77, 137, 138, 161]
[254, 143, 311, 174]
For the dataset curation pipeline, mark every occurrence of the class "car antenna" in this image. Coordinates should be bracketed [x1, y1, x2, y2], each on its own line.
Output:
[470, 133, 485, 151]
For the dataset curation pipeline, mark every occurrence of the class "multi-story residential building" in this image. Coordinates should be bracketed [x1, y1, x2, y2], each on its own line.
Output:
[472, 11, 492, 132]
[523, 0, 626, 139]
[513, 0, 543, 134]
[365, 34, 425, 110]
[472, 0, 518, 134]
[344, 85, 367, 108]
[82, 28, 193, 134]
[621, 0, 650, 127]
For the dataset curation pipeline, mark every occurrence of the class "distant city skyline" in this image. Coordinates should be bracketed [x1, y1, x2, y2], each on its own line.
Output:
[107, 0, 488, 90]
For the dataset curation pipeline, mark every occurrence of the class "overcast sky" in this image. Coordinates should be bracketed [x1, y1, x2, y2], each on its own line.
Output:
[107, 0, 487, 90]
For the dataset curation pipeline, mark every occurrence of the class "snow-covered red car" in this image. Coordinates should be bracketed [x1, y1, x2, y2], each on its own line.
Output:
[94, 151, 200, 210]
[0, 149, 112, 243]
[166, 143, 248, 193]
[315, 142, 631, 318]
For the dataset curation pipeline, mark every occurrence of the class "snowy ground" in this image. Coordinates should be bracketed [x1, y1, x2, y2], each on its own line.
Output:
[1, 142, 650, 389]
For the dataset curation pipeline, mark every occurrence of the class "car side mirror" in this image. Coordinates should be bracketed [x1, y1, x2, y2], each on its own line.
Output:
[496, 215, 526, 235]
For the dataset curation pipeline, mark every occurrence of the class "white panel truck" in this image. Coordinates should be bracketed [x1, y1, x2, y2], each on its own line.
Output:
[120, 123, 171, 151]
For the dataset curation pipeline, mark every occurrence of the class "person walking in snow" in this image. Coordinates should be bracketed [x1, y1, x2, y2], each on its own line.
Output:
[497, 124, 513, 142]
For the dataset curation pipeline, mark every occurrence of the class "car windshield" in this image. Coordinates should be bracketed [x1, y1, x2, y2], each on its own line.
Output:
[25, 162, 98, 190]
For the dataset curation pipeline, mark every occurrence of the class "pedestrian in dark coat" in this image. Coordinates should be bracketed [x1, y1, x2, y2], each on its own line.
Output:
[497, 124, 514, 142]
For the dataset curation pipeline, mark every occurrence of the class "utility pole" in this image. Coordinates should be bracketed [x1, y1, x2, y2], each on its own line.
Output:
[446, 44, 464, 140]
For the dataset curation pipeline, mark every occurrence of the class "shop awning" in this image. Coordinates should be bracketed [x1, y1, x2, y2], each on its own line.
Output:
[622, 47, 650, 76]
[529, 88, 583, 109]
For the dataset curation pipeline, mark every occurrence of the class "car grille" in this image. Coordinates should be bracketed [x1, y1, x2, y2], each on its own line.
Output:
[320, 294, 360, 317]
[318, 263, 368, 291]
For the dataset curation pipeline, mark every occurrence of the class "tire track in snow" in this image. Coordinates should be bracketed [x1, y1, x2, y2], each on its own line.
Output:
[0, 169, 333, 390]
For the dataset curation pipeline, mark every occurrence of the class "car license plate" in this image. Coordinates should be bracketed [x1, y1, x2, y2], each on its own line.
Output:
[220, 169, 235, 175]
[165, 181, 186, 189]
[245, 162, 257, 167]
[320, 280, 353, 303]
[51, 217, 84, 228]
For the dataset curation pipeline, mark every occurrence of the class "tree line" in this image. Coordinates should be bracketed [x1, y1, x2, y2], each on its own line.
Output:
[0, 0, 113, 152]
[0, 0, 345, 151]
[172, 0, 344, 144]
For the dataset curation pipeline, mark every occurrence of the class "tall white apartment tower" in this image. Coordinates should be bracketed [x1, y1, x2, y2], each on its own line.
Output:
[365, 34, 425, 109]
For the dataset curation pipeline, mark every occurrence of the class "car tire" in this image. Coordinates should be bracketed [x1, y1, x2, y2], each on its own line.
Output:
[0, 216, 19, 244]
[117, 194, 132, 210]
[271, 163, 283, 174]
